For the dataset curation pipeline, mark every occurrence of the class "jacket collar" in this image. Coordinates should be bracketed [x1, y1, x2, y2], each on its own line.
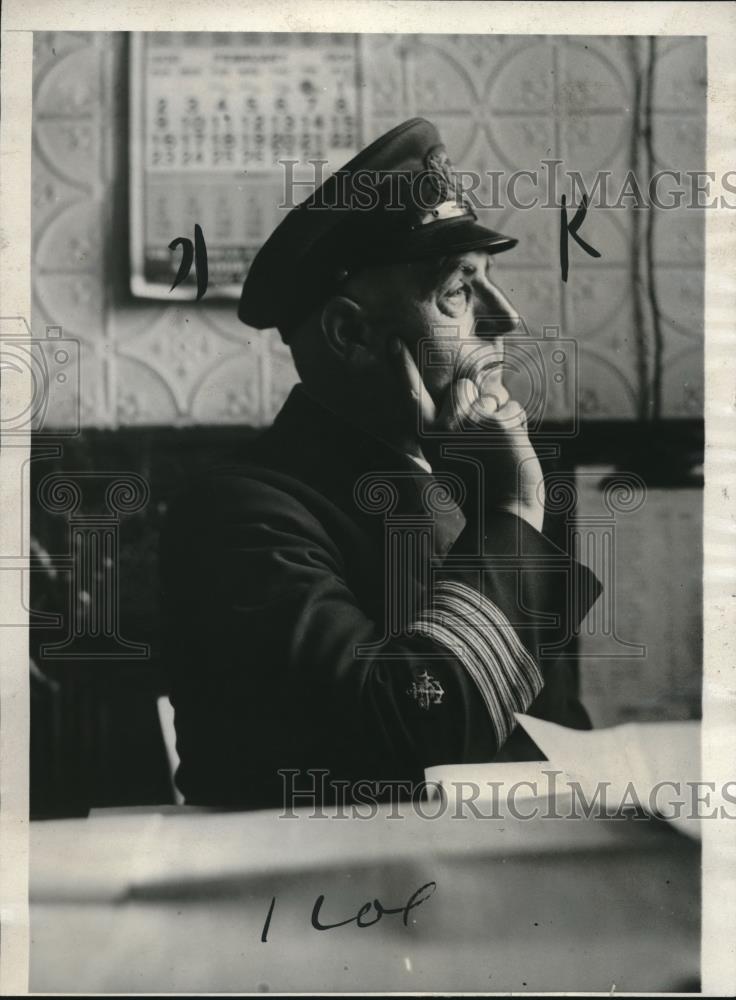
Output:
[249, 384, 466, 558]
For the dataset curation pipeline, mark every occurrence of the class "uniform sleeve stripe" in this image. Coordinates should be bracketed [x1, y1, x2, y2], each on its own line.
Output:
[436, 580, 542, 697]
[409, 580, 543, 746]
[409, 615, 513, 740]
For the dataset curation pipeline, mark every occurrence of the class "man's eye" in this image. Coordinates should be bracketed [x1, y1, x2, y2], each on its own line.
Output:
[445, 285, 466, 300]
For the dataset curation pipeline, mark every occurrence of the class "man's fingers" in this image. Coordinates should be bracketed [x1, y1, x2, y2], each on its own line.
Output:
[388, 337, 436, 429]
[461, 394, 530, 434]
[479, 382, 510, 411]
[485, 399, 530, 433]
[388, 339, 529, 439]
[439, 377, 479, 430]
[439, 379, 532, 435]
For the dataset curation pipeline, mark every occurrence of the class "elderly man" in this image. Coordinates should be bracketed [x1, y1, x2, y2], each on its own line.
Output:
[161, 118, 601, 809]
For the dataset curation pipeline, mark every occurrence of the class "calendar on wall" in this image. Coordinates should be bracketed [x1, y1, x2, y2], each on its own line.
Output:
[130, 32, 365, 300]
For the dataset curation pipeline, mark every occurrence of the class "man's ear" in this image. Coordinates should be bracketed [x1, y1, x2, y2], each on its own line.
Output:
[320, 296, 376, 366]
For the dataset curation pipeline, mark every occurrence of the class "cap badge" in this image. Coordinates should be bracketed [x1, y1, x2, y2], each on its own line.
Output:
[424, 144, 461, 204]
[410, 144, 476, 229]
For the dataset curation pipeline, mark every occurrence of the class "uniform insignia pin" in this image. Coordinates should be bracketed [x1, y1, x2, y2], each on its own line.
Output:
[408, 670, 445, 710]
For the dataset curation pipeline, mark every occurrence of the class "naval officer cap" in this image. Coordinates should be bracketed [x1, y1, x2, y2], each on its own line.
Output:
[238, 117, 518, 339]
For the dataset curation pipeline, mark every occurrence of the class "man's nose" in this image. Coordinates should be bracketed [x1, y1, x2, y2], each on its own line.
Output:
[471, 278, 520, 338]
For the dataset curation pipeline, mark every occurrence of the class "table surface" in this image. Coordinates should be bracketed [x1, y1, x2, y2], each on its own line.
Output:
[30, 803, 700, 993]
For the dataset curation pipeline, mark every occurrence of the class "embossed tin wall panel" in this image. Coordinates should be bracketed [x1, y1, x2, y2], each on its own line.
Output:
[31, 32, 705, 428]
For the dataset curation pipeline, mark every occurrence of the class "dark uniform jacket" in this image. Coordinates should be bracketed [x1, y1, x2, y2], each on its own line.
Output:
[161, 385, 602, 808]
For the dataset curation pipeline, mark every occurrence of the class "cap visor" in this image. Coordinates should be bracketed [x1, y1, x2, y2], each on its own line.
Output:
[384, 217, 517, 262]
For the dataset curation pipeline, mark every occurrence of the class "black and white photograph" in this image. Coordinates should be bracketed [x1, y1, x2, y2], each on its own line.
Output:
[1, 1, 735, 994]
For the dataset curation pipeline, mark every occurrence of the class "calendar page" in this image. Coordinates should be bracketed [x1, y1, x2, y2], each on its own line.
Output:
[130, 32, 364, 299]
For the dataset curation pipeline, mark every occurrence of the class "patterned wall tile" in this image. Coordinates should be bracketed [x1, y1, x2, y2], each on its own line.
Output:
[30, 32, 704, 428]
[559, 37, 633, 112]
[31, 158, 85, 238]
[411, 39, 482, 108]
[34, 43, 101, 118]
[493, 202, 558, 268]
[486, 38, 555, 114]
[34, 333, 103, 429]
[483, 115, 557, 175]
[661, 345, 704, 418]
[107, 302, 170, 344]
[493, 266, 561, 336]
[652, 115, 707, 176]
[190, 348, 263, 424]
[198, 305, 257, 349]
[34, 121, 101, 191]
[652, 38, 707, 113]
[35, 200, 103, 271]
[652, 205, 705, 265]
[653, 267, 705, 342]
[113, 355, 179, 424]
[567, 268, 633, 342]
[577, 347, 640, 418]
[32, 33, 109, 427]
[363, 35, 410, 120]
[32, 32, 92, 80]
[34, 274, 105, 341]
[114, 306, 246, 416]
[561, 114, 632, 175]
[576, 206, 633, 265]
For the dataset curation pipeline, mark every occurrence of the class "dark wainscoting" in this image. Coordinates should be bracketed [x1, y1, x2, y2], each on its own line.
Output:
[29, 420, 703, 816]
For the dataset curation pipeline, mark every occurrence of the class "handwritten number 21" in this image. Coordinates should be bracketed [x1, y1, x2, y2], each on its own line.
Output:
[169, 224, 208, 301]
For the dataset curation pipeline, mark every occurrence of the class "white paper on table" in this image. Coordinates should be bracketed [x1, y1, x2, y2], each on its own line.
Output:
[514, 713, 702, 838]
[426, 717, 703, 839]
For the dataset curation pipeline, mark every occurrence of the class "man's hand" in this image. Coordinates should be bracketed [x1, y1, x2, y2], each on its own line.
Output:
[390, 338, 546, 532]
